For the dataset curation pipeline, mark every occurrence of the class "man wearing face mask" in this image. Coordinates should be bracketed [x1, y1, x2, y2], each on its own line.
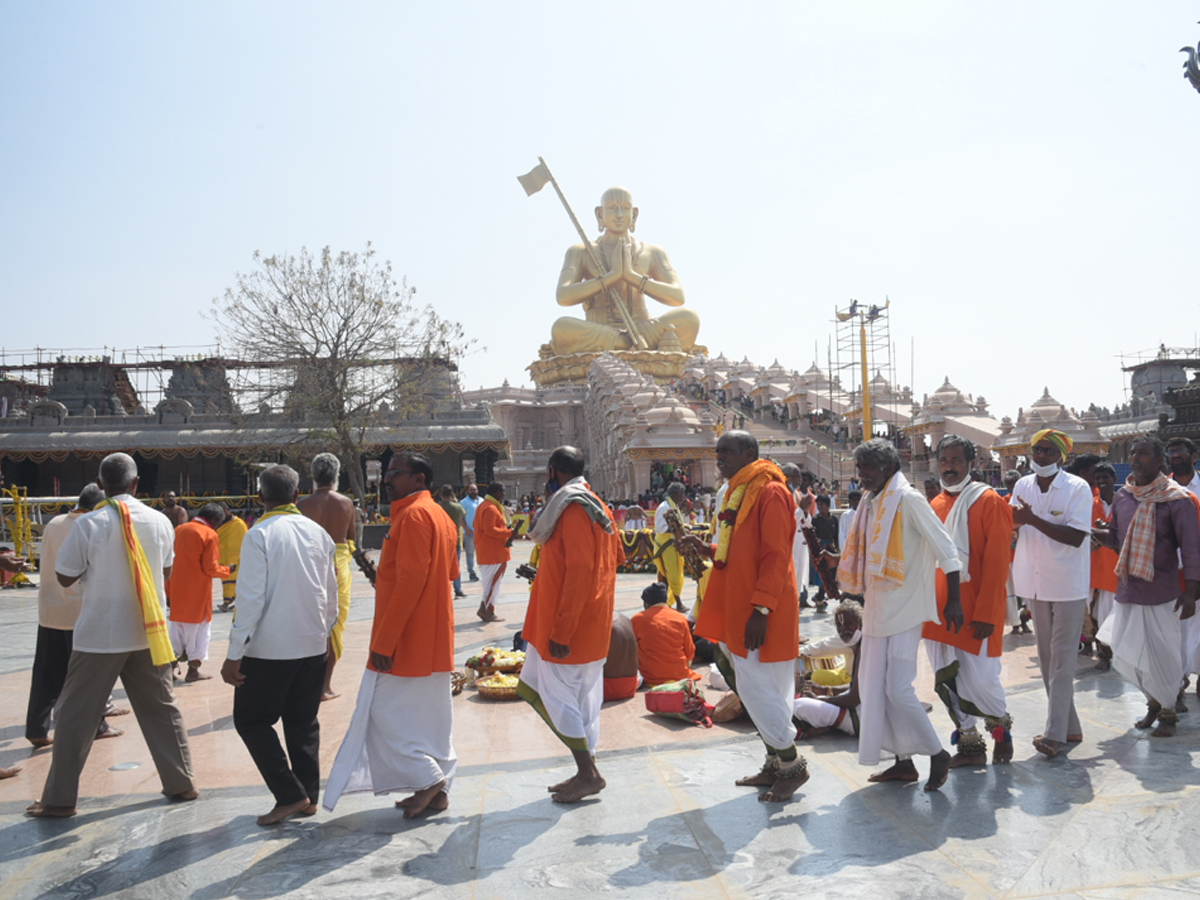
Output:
[1010, 428, 1094, 758]
[921, 436, 1015, 768]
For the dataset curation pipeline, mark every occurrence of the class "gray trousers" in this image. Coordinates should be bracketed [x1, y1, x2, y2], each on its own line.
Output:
[41, 649, 195, 807]
[1028, 598, 1086, 743]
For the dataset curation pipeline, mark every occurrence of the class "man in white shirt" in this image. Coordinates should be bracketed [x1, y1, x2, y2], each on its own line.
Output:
[25, 483, 125, 747]
[1010, 429, 1094, 758]
[221, 465, 339, 826]
[838, 490, 862, 551]
[28, 453, 197, 818]
[832, 439, 963, 791]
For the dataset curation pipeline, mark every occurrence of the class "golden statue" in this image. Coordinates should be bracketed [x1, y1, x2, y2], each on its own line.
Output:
[548, 187, 700, 356]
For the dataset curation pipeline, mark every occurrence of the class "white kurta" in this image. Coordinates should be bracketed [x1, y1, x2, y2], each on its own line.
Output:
[323, 670, 456, 811]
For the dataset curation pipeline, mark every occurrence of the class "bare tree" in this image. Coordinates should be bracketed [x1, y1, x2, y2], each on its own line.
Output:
[210, 244, 467, 503]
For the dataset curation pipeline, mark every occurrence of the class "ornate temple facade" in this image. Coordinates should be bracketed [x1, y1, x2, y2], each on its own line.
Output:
[0, 353, 509, 497]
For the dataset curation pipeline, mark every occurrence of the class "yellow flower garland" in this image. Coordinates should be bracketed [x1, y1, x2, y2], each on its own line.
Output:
[713, 484, 748, 569]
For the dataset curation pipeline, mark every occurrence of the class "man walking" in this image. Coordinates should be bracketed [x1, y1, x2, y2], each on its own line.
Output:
[460, 482, 482, 582]
[166, 503, 230, 683]
[653, 482, 689, 612]
[28, 453, 197, 817]
[1010, 429, 1093, 758]
[324, 453, 460, 818]
[222, 465, 339, 825]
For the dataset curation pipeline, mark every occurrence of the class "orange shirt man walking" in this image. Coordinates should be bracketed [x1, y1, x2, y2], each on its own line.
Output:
[474, 483, 514, 622]
[166, 503, 231, 682]
[518, 446, 622, 803]
[324, 452, 460, 819]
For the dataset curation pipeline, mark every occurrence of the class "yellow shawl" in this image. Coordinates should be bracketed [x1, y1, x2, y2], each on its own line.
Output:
[101, 499, 175, 666]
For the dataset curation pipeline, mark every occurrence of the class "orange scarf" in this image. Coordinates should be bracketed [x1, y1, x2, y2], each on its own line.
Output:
[714, 460, 785, 569]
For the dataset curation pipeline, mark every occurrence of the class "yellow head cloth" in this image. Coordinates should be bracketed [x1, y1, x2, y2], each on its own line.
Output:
[1030, 428, 1073, 459]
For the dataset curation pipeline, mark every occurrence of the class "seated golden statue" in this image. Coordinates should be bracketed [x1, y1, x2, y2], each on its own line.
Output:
[548, 187, 700, 356]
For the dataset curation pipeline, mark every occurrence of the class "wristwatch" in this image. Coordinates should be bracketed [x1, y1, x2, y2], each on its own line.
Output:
[753, 605, 771, 615]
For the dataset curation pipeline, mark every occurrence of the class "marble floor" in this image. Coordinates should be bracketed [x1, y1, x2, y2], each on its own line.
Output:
[2, 541, 1199, 899]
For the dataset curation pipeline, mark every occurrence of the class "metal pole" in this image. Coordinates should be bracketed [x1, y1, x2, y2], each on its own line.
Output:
[860, 318, 872, 440]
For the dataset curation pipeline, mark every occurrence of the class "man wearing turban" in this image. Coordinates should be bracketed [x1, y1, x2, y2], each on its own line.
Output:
[1010, 428, 1095, 758]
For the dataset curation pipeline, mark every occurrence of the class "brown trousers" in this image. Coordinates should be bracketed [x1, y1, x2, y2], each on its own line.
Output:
[41, 649, 195, 808]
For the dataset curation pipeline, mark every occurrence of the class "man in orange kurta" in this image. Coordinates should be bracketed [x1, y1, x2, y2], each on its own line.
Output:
[1088, 462, 1120, 670]
[921, 436, 1014, 767]
[323, 452, 460, 819]
[631, 582, 699, 686]
[166, 504, 231, 683]
[518, 446, 622, 803]
[474, 483, 514, 622]
[683, 431, 807, 803]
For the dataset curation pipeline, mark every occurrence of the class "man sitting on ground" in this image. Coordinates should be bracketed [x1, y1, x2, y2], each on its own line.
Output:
[631, 582, 699, 686]
[793, 599, 863, 740]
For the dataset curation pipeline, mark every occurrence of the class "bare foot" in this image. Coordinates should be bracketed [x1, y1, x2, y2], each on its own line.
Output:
[95, 727, 123, 740]
[735, 765, 778, 787]
[868, 759, 919, 783]
[257, 798, 311, 826]
[1032, 736, 1064, 758]
[26, 801, 74, 817]
[1135, 706, 1161, 729]
[552, 772, 605, 803]
[948, 752, 987, 769]
[297, 803, 318, 817]
[759, 768, 809, 802]
[1175, 690, 1188, 714]
[185, 667, 212, 683]
[1152, 718, 1177, 737]
[320, 690, 341, 702]
[924, 750, 951, 791]
[481, 611, 505, 623]
[1, 765, 23, 779]
[1066, 733, 1083, 743]
[396, 790, 449, 812]
[400, 780, 448, 818]
[1094, 657, 1111, 671]
[992, 741, 1014, 765]
[164, 788, 200, 802]
[547, 775, 577, 793]
[28, 737, 52, 748]
[104, 705, 131, 717]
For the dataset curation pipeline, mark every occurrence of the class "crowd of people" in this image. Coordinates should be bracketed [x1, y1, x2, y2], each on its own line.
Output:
[3, 428, 1197, 821]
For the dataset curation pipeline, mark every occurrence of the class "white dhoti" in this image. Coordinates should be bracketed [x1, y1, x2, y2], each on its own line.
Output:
[1179, 608, 1200, 678]
[793, 696, 857, 735]
[518, 645, 604, 753]
[721, 642, 797, 751]
[169, 621, 211, 661]
[858, 625, 943, 766]
[1099, 601, 1183, 708]
[322, 669, 456, 812]
[924, 639, 1007, 733]
[1005, 569, 1019, 627]
[479, 562, 507, 611]
[793, 527, 810, 595]
[1093, 589, 1116, 632]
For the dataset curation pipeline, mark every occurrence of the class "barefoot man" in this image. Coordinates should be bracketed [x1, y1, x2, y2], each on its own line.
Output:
[683, 431, 809, 803]
[834, 438, 963, 792]
[474, 483, 515, 622]
[297, 452, 357, 701]
[518, 446, 622, 803]
[221, 465, 339, 826]
[922, 436, 1014, 768]
[323, 452, 460, 818]
[1095, 438, 1200, 737]
[166, 503, 230, 683]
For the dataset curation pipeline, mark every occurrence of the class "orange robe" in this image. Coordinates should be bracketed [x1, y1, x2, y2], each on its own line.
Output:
[921, 488, 1011, 657]
[166, 520, 230, 624]
[474, 499, 511, 565]
[695, 480, 799, 662]
[369, 490, 460, 677]
[1090, 493, 1118, 593]
[631, 604, 699, 685]
[522, 497, 621, 665]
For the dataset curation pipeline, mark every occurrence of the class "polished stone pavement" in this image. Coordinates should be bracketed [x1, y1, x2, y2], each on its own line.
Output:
[2, 541, 1199, 899]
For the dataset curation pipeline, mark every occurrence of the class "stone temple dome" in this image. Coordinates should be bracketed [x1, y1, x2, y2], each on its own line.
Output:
[643, 396, 700, 427]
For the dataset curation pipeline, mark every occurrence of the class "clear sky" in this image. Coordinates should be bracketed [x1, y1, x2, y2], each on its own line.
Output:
[3, 3, 1199, 422]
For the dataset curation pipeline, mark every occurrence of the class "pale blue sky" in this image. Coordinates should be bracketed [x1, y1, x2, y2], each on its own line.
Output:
[3, 3, 1198, 421]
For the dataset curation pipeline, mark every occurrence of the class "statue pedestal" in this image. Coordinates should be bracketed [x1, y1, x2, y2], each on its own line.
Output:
[529, 349, 694, 387]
